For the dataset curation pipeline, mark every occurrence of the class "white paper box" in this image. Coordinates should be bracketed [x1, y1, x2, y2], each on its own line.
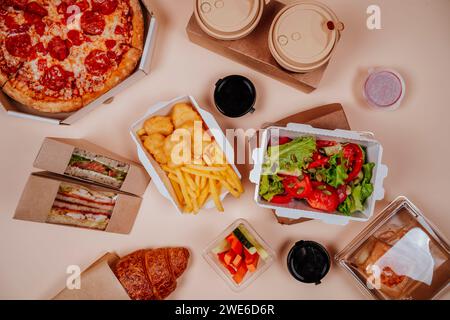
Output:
[130, 95, 241, 214]
[0, 0, 157, 125]
[249, 124, 388, 225]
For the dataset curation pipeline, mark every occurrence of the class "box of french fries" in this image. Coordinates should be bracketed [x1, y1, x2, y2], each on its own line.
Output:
[130, 95, 243, 214]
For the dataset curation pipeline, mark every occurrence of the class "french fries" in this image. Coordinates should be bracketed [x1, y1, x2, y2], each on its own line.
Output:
[137, 103, 244, 214]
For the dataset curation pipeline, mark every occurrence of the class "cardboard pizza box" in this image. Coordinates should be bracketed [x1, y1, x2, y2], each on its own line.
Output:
[186, 1, 329, 93]
[34, 137, 150, 196]
[0, 0, 157, 125]
[14, 172, 142, 235]
[53, 252, 131, 300]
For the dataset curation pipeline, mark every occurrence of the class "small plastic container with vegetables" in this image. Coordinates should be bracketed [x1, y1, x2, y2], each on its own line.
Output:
[203, 219, 275, 291]
[250, 124, 388, 225]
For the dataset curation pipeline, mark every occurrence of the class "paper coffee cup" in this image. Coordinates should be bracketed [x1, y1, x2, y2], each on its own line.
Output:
[268, 1, 343, 73]
[194, 0, 266, 40]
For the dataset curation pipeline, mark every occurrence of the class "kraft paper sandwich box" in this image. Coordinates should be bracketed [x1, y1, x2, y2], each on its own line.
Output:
[14, 138, 151, 234]
[0, 0, 157, 125]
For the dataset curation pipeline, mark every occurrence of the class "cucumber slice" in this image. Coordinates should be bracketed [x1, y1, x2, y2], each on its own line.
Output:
[232, 228, 257, 255]
[236, 225, 269, 260]
[212, 239, 230, 254]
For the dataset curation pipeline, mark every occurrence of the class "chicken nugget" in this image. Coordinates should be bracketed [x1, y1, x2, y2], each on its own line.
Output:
[171, 103, 202, 128]
[144, 133, 168, 164]
[144, 116, 174, 136]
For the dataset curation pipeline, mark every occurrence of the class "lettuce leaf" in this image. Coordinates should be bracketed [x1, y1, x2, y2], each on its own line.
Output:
[259, 174, 284, 201]
[338, 162, 376, 216]
[263, 136, 316, 174]
[316, 153, 348, 188]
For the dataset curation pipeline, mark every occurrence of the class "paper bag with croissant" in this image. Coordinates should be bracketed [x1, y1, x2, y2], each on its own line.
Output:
[53, 247, 189, 300]
[114, 248, 190, 300]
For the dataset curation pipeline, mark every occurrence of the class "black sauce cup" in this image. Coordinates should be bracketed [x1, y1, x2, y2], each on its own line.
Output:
[287, 240, 331, 285]
[214, 75, 256, 118]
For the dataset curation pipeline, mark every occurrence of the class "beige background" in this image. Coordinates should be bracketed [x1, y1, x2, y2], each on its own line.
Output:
[0, 0, 449, 299]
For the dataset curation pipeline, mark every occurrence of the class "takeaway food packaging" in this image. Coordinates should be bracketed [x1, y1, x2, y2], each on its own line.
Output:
[336, 196, 450, 300]
[203, 219, 276, 292]
[53, 252, 131, 300]
[130, 95, 241, 214]
[249, 123, 388, 225]
[194, 0, 266, 40]
[0, 0, 157, 125]
[268, 1, 344, 73]
[14, 173, 143, 234]
[33, 137, 150, 196]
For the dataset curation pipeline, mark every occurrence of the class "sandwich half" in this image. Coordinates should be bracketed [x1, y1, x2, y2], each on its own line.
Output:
[65, 148, 129, 189]
[47, 182, 117, 230]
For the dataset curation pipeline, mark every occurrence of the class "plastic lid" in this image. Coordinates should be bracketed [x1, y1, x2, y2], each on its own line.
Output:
[195, 0, 262, 39]
[269, 1, 342, 72]
[214, 75, 256, 118]
[364, 69, 405, 109]
[336, 197, 450, 300]
[287, 240, 331, 284]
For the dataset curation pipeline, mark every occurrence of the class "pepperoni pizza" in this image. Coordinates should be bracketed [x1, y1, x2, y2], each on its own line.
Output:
[0, 0, 144, 113]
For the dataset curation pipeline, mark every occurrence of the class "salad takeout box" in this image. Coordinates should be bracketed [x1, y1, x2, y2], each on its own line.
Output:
[250, 124, 388, 225]
[130, 95, 241, 214]
[0, 0, 157, 125]
[336, 196, 450, 300]
[34, 137, 150, 196]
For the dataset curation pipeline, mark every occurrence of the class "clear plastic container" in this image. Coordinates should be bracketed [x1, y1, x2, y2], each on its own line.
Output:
[336, 196, 449, 300]
[203, 219, 276, 292]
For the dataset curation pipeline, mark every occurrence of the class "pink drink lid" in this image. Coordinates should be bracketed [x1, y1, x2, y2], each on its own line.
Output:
[364, 70, 404, 108]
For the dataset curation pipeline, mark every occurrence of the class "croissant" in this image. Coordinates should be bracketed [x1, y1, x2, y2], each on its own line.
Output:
[114, 248, 190, 300]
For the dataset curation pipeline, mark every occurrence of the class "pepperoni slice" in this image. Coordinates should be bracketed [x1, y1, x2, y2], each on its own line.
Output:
[4, 15, 30, 32]
[105, 39, 116, 50]
[37, 59, 47, 72]
[34, 42, 47, 55]
[5, 33, 32, 59]
[34, 21, 45, 36]
[10, 0, 28, 11]
[85, 50, 111, 76]
[67, 30, 84, 46]
[48, 36, 70, 61]
[92, 0, 118, 15]
[114, 25, 125, 35]
[41, 65, 70, 91]
[26, 2, 48, 17]
[80, 11, 105, 35]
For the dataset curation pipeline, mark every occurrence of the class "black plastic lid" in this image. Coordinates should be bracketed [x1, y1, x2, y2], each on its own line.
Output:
[287, 240, 331, 285]
[214, 75, 256, 118]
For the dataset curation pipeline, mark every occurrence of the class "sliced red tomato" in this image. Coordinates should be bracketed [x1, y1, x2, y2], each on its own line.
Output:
[308, 152, 329, 169]
[336, 184, 348, 204]
[270, 193, 293, 204]
[316, 140, 337, 148]
[282, 175, 312, 199]
[306, 183, 339, 213]
[343, 144, 363, 182]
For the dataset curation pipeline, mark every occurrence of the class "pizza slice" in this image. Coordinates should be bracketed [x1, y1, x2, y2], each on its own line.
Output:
[3, 18, 83, 112]
[56, 0, 144, 106]
[0, 5, 31, 86]
[69, 39, 141, 106]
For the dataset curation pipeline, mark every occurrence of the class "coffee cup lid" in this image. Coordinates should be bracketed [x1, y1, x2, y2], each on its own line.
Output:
[195, 0, 263, 40]
[269, 1, 342, 72]
[287, 240, 331, 284]
[214, 75, 256, 118]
